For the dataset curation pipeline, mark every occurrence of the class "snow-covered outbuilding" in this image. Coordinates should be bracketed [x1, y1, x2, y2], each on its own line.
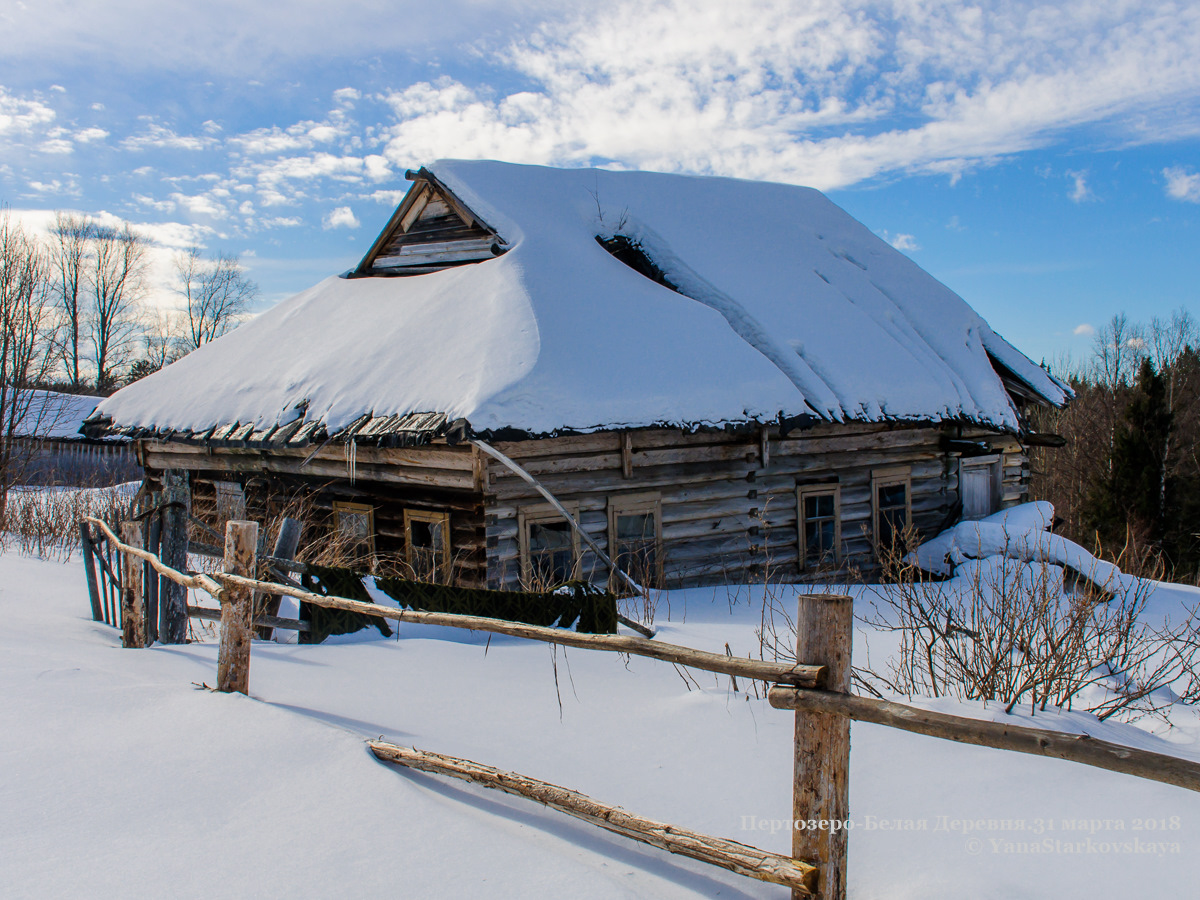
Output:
[87, 160, 1069, 588]
[13, 389, 137, 486]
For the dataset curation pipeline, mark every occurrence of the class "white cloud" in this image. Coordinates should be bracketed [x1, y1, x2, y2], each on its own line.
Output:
[1066, 170, 1093, 202]
[1073, 323, 1095, 336]
[323, 206, 360, 229]
[169, 191, 229, 219]
[49, 84, 66, 93]
[122, 121, 218, 151]
[0, 86, 55, 135]
[369, 1, 1200, 190]
[333, 87, 361, 105]
[74, 126, 108, 143]
[887, 232, 920, 251]
[1163, 165, 1200, 202]
[38, 138, 73, 154]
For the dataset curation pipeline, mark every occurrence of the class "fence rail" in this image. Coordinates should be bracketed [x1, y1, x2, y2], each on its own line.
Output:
[82, 515, 1200, 900]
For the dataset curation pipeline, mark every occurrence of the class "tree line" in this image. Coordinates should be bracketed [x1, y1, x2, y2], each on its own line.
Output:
[1031, 310, 1200, 578]
[46, 211, 258, 391]
[0, 207, 257, 507]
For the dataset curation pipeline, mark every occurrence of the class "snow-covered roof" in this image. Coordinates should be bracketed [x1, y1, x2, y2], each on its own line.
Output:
[94, 160, 1069, 443]
[15, 390, 103, 440]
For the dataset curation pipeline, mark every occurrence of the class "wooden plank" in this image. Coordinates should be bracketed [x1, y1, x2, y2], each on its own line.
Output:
[79, 522, 103, 622]
[370, 742, 817, 895]
[160, 470, 190, 645]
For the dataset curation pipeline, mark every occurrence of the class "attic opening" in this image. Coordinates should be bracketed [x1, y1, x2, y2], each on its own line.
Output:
[355, 168, 507, 277]
[595, 235, 679, 293]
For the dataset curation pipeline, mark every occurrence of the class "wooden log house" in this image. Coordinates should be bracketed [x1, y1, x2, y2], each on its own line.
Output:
[87, 161, 1070, 589]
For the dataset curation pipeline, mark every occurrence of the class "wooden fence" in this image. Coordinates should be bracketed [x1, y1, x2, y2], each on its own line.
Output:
[83, 515, 1200, 900]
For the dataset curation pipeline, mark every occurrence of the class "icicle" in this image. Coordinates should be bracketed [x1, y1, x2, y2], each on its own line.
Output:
[346, 438, 357, 484]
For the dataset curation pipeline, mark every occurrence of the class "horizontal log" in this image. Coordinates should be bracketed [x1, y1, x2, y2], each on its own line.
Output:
[369, 741, 817, 894]
[205, 569, 829, 687]
[767, 687, 1200, 794]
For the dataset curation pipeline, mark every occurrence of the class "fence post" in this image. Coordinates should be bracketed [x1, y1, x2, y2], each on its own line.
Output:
[79, 521, 103, 622]
[160, 469, 190, 644]
[217, 520, 258, 694]
[257, 516, 302, 639]
[120, 521, 146, 648]
[792, 594, 853, 900]
[144, 493, 161, 644]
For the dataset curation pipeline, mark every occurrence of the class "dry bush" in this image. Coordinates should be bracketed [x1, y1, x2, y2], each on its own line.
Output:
[857, 536, 1200, 723]
[1, 483, 133, 559]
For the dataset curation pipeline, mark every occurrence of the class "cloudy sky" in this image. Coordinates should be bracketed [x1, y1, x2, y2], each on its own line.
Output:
[2, 0, 1198, 367]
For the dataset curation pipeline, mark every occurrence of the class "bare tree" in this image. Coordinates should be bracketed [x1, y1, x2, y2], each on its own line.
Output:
[89, 222, 147, 391]
[0, 212, 58, 515]
[1091, 313, 1146, 389]
[47, 212, 93, 389]
[175, 246, 258, 350]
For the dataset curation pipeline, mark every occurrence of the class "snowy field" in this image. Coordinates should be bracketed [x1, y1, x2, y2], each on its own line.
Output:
[4, 549, 1200, 899]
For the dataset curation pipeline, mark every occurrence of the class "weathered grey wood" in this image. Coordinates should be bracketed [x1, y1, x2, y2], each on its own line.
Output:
[369, 741, 817, 895]
[160, 469, 190, 644]
[257, 516, 302, 639]
[205, 566, 827, 687]
[145, 505, 161, 644]
[217, 520, 258, 694]
[767, 688, 1200, 795]
[79, 522, 103, 622]
[792, 594, 853, 900]
[120, 521, 146, 648]
[189, 605, 310, 633]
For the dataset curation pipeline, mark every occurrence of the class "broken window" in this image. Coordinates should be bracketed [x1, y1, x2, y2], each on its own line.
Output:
[608, 493, 662, 589]
[872, 469, 912, 555]
[404, 509, 451, 583]
[519, 503, 580, 589]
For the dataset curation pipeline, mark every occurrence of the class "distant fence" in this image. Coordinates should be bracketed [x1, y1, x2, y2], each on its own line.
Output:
[83, 515, 1200, 900]
[18, 438, 139, 486]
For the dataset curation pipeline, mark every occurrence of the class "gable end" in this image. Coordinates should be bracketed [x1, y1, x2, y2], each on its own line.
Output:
[355, 168, 507, 276]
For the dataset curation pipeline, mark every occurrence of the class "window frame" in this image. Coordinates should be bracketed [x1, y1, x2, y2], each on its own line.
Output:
[332, 500, 375, 555]
[958, 455, 1002, 521]
[607, 492, 663, 589]
[871, 467, 913, 553]
[518, 502, 581, 588]
[796, 483, 842, 571]
[403, 508, 452, 583]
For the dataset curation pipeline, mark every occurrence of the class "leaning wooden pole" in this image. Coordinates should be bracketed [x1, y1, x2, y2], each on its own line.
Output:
[792, 594, 853, 900]
[119, 521, 146, 648]
[79, 521, 103, 623]
[217, 520, 258, 694]
[370, 741, 817, 895]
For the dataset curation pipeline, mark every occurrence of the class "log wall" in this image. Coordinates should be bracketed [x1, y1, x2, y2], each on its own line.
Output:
[140, 420, 1029, 592]
[484, 423, 1028, 590]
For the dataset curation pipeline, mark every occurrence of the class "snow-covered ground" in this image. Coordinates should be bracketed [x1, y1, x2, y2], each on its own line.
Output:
[5, 549, 1200, 898]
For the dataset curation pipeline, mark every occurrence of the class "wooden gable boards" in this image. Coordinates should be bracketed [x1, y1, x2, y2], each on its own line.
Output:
[356, 168, 506, 275]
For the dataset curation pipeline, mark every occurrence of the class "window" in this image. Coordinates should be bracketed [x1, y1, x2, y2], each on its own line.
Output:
[959, 456, 1001, 520]
[404, 509, 451, 583]
[872, 468, 912, 553]
[797, 484, 840, 570]
[608, 493, 662, 589]
[519, 503, 580, 588]
[333, 501, 375, 555]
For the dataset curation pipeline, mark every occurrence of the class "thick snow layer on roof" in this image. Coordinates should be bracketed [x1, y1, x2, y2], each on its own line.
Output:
[14, 390, 101, 439]
[97, 161, 1069, 438]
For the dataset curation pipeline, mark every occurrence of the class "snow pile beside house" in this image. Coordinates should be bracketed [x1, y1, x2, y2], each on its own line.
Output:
[95, 160, 1068, 439]
[910, 501, 1130, 594]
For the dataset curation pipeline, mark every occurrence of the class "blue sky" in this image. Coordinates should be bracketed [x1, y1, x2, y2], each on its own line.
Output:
[2, 0, 1198, 369]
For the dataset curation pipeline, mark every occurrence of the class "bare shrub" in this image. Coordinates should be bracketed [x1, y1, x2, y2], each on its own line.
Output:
[858, 534, 1200, 723]
[1, 482, 133, 559]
